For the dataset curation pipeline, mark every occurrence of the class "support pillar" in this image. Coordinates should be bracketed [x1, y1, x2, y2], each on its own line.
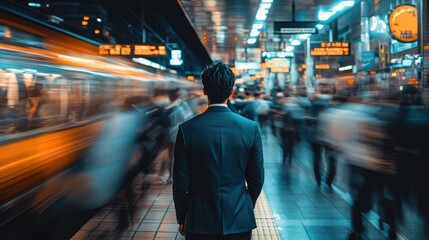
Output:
[419, 0, 429, 105]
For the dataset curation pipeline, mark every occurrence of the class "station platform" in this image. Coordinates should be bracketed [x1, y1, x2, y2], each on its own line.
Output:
[69, 131, 412, 240]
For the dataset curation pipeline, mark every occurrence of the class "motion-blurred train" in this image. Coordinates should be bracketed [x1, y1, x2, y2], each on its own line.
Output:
[0, 6, 199, 225]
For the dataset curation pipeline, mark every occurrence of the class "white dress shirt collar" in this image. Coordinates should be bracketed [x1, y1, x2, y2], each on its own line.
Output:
[209, 103, 228, 108]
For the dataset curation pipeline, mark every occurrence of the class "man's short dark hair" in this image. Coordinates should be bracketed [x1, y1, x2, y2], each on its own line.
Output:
[201, 62, 235, 103]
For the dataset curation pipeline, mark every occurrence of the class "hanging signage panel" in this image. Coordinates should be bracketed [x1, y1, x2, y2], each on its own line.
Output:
[362, 50, 375, 71]
[99, 44, 167, 56]
[274, 21, 318, 34]
[310, 42, 350, 56]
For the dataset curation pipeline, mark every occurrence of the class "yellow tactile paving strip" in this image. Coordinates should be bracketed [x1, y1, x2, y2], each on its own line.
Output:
[252, 191, 280, 240]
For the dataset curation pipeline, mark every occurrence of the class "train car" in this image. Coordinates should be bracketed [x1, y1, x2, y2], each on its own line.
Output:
[0, 6, 199, 225]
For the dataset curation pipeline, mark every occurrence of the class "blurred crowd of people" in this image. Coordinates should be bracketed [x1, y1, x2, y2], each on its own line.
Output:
[226, 86, 429, 240]
[11, 83, 428, 239]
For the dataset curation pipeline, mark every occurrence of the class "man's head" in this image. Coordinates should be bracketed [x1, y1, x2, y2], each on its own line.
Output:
[201, 62, 235, 104]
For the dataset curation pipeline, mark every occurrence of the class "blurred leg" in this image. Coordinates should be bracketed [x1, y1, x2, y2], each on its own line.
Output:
[312, 142, 321, 185]
[326, 148, 337, 187]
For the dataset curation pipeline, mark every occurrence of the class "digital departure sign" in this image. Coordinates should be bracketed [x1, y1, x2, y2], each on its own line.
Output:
[99, 44, 167, 56]
[134, 45, 167, 56]
[310, 42, 350, 56]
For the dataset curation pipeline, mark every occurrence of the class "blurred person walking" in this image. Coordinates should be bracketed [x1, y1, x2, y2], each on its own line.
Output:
[173, 62, 264, 240]
[159, 89, 194, 183]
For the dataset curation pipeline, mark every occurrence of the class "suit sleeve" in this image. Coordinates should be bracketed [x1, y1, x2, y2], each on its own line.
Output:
[173, 125, 190, 224]
[245, 123, 264, 208]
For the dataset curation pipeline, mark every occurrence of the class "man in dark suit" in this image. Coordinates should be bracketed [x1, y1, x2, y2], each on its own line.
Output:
[173, 62, 264, 240]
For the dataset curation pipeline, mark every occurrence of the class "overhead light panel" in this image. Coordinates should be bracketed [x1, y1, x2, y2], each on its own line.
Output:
[247, 38, 257, 44]
[250, 29, 260, 37]
[262, 0, 273, 2]
[28, 2, 41, 7]
[332, 1, 355, 12]
[252, 23, 263, 30]
[291, 40, 301, 46]
[318, 11, 334, 21]
[286, 46, 295, 52]
[256, 8, 269, 20]
[318, 0, 355, 21]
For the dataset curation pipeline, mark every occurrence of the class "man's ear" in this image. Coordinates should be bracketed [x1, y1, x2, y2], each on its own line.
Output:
[203, 88, 207, 95]
[230, 88, 235, 97]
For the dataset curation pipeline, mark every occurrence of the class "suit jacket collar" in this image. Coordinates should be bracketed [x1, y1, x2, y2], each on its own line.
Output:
[204, 106, 232, 113]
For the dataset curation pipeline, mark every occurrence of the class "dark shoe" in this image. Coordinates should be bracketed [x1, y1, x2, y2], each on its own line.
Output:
[348, 231, 363, 240]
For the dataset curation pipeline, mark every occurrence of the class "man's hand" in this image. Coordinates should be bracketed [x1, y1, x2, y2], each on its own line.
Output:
[178, 224, 186, 236]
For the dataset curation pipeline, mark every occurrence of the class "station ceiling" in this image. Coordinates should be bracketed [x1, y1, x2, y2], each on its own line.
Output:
[5, 0, 353, 73]
[181, 0, 337, 62]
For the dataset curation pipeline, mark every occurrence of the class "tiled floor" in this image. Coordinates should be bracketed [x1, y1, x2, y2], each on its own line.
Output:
[71, 131, 395, 240]
[71, 176, 279, 240]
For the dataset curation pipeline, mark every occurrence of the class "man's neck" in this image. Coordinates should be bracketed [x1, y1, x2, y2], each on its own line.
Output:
[208, 99, 228, 105]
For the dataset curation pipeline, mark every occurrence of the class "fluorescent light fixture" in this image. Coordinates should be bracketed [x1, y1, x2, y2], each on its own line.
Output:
[318, 11, 334, 21]
[260, 3, 272, 9]
[97, 18, 102, 22]
[256, 8, 269, 20]
[339, 65, 353, 71]
[286, 46, 295, 52]
[291, 40, 301, 46]
[298, 34, 311, 40]
[252, 23, 263, 30]
[250, 29, 260, 37]
[262, 0, 273, 2]
[28, 2, 41, 7]
[332, 1, 355, 12]
[247, 38, 257, 44]
[316, 24, 324, 29]
[400, 86, 403, 91]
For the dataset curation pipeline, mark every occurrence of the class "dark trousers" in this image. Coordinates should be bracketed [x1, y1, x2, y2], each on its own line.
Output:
[312, 143, 337, 186]
[186, 231, 252, 240]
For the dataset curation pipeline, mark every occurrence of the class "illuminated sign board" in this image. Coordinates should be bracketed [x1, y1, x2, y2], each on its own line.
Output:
[315, 64, 330, 70]
[274, 21, 318, 34]
[265, 58, 290, 73]
[99, 44, 167, 56]
[389, 5, 418, 43]
[310, 42, 350, 56]
[135, 45, 166, 56]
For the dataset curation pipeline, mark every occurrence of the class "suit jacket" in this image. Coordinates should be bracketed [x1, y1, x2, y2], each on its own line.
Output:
[173, 106, 264, 235]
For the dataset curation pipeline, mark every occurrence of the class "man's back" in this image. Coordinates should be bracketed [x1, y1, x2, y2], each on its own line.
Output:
[173, 106, 264, 235]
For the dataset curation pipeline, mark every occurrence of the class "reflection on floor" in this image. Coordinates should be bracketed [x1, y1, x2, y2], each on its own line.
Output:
[71, 131, 405, 240]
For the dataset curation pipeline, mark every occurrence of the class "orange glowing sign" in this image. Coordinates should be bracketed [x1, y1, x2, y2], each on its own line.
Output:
[265, 58, 290, 73]
[315, 64, 330, 70]
[134, 45, 166, 56]
[310, 42, 350, 56]
[99, 44, 166, 56]
[389, 5, 418, 43]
